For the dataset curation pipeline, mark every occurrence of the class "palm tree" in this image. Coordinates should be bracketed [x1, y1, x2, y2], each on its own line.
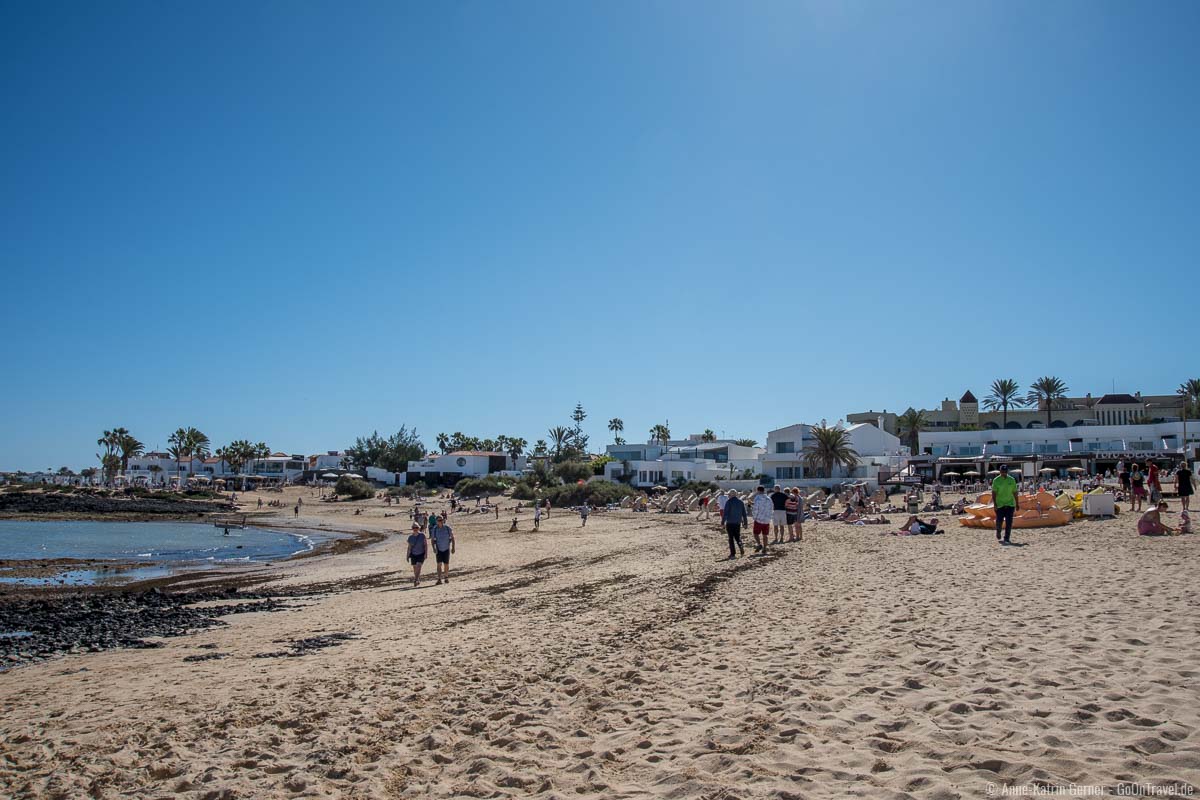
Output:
[649, 423, 671, 446]
[96, 429, 121, 485]
[548, 426, 571, 459]
[505, 437, 527, 460]
[803, 425, 860, 480]
[148, 464, 162, 486]
[984, 378, 1026, 428]
[733, 438, 758, 448]
[117, 431, 144, 474]
[701, 429, 716, 442]
[167, 428, 190, 484]
[1179, 379, 1200, 419]
[897, 408, 927, 454]
[608, 418, 624, 443]
[1026, 376, 1069, 428]
[435, 433, 450, 453]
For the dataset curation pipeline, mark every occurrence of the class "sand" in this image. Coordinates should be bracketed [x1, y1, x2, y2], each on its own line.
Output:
[1, 487, 1198, 799]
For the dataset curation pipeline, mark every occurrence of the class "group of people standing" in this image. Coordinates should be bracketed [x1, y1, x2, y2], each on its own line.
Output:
[715, 486, 806, 559]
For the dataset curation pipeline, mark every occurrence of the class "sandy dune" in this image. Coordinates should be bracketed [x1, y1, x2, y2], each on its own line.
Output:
[2, 494, 1198, 798]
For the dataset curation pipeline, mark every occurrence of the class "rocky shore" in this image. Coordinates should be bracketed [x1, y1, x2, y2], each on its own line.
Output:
[0, 585, 295, 669]
[0, 491, 234, 520]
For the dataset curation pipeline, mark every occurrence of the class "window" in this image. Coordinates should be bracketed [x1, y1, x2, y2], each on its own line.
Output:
[776, 467, 794, 479]
[775, 442, 795, 454]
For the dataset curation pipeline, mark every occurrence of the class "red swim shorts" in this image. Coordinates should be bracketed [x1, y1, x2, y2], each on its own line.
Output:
[753, 521, 770, 536]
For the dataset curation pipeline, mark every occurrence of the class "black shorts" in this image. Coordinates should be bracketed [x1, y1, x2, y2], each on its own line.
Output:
[785, 513, 798, 525]
[435, 548, 450, 565]
[409, 552, 426, 565]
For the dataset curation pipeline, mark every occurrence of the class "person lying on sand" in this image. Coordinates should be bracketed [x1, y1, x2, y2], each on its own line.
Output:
[1137, 502, 1177, 536]
[902, 516, 940, 535]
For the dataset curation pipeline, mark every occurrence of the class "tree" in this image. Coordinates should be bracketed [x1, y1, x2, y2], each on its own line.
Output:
[897, 408, 928, 454]
[117, 431, 144, 474]
[148, 464, 162, 485]
[548, 426, 571, 459]
[435, 433, 450, 453]
[984, 378, 1026, 429]
[80, 467, 98, 483]
[701, 429, 716, 442]
[504, 437, 527, 459]
[1026, 376, 1070, 428]
[649, 423, 671, 446]
[733, 438, 757, 448]
[566, 404, 590, 454]
[1179, 378, 1200, 419]
[346, 427, 425, 472]
[533, 439, 548, 457]
[803, 425, 860, 480]
[608, 418, 624, 443]
[96, 429, 121, 485]
[168, 427, 210, 484]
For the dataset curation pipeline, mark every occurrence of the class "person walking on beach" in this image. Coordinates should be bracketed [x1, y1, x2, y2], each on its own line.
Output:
[579, 502, 590, 527]
[991, 464, 1019, 544]
[430, 515, 455, 585]
[533, 502, 542, 530]
[722, 490, 747, 559]
[1130, 463, 1146, 512]
[1148, 462, 1162, 504]
[716, 491, 728, 524]
[786, 487, 803, 543]
[1176, 463, 1192, 512]
[769, 485, 788, 544]
[406, 523, 428, 587]
[751, 486, 774, 552]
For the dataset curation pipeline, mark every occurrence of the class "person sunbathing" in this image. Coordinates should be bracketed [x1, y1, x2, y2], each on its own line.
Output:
[902, 515, 940, 535]
[951, 498, 969, 514]
[1137, 502, 1176, 536]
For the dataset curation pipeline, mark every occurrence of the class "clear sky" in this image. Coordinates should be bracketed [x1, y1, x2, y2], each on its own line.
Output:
[2, 1, 1197, 471]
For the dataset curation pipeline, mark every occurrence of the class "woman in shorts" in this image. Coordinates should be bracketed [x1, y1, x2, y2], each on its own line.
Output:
[1177, 464, 1193, 512]
[406, 523, 428, 587]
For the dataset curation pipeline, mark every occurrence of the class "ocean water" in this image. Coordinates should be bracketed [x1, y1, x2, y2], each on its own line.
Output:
[0, 520, 326, 567]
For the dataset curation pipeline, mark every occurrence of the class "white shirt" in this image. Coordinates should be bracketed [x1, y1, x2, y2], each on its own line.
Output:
[716, 494, 729, 510]
[752, 493, 774, 524]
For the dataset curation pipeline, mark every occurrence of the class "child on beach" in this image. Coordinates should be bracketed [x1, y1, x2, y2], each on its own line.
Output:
[579, 502, 590, 527]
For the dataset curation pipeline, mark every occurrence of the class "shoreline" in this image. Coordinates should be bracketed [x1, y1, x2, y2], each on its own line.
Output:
[0, 522, 387, 598]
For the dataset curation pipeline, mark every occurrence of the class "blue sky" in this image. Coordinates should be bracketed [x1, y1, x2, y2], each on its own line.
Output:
[2, 1, 1197, 471]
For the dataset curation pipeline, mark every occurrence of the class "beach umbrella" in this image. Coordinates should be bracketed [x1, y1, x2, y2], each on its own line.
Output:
[941, 470, 960, 477]
[1039, 468, 1055, 474]
[986, 469, 1001, 476]
[963, 470, 981, 476]
[1067, 466, 1086, 473]
[321, 472, 339, 479]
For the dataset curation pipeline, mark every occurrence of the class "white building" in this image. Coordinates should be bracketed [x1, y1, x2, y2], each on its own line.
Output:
[919, 420, 1199, 478]
[760, 423, 908, 489]
[406, 451, 527, 486]
[604, 442, 765, 488]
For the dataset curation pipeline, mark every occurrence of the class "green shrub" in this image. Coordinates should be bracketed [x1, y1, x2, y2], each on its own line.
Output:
[510, 482, 538, 500]
[553, 461, 594, 484]
[390, 483, 439, 498]
[675, 480, 718, 495]
[454, 476, 511, 498]
[543, 479, 636, 508]
[590, 455, 615, 476]
[334, 476, 375, 500]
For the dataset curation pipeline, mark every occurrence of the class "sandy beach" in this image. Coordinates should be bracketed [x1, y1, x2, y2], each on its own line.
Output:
[1, 487, 1198, 799]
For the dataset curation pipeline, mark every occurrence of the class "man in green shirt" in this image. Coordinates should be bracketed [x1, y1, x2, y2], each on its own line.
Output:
[991, 464, 1020, 544]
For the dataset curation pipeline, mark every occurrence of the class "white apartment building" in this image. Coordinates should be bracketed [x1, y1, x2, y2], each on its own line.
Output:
[406, 451, 527, 486]
[604, 441, 765, 487]
[919, 420, 1198, 478]
[761, 423, 908, 489]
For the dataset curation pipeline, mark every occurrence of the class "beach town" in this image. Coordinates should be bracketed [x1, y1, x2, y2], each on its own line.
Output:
[1, 380, 1198, 798]
[5, 2, 1200, 797]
